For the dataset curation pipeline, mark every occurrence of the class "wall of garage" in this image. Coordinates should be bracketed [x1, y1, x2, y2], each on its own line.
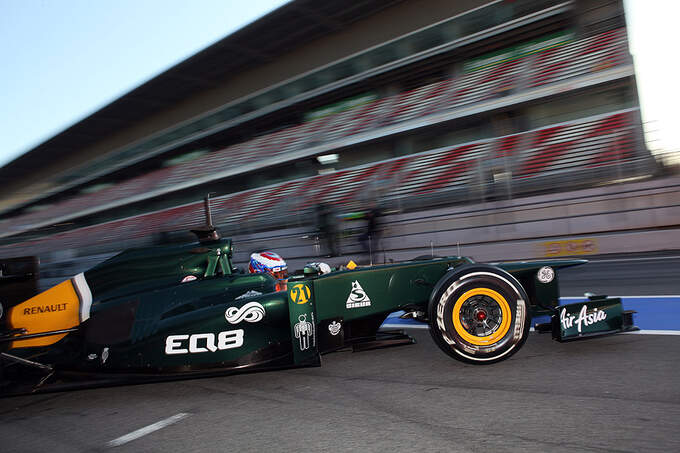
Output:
[37, 175, 680, 290]
[229, 174, 680, 269]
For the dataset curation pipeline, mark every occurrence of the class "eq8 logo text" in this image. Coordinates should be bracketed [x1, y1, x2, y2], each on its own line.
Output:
[164, 329, 243, 355]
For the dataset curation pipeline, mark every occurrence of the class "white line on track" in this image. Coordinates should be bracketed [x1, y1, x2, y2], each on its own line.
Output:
[381, 324, 680, 335]
[621, 330, 680, 336]
[561, 296, 680, 299]
[107, 413, 190, 448]
[588, 255, 680, 263]
[382, 324, 428, 330]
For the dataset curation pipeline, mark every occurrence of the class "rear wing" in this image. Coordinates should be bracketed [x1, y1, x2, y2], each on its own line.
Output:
[1, 257, 40, 350]
[1, 274, 92, 350]
[0, 256, 39, 307]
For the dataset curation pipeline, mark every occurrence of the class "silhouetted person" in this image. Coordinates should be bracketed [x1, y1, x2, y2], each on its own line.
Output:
[359, 207, 381, 261]
[316, 203, 339, 257]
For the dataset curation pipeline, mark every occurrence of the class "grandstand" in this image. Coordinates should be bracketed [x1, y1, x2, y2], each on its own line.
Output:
[0, 0, 661, 262]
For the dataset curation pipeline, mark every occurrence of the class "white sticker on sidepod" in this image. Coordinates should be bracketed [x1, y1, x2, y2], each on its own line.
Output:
[328, 321, 342, 336]
[165, 330, 244, 355]
[225, 301, 266, 324]
[235, 290, 263, 300]
[294, 314, 314, 351]
[346, 281, 371, 308]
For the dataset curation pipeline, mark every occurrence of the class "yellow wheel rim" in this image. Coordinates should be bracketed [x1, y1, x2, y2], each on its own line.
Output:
[452, 287, 511, 346]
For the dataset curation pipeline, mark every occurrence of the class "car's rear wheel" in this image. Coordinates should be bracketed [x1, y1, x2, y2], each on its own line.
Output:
[428, 264, 531, 364]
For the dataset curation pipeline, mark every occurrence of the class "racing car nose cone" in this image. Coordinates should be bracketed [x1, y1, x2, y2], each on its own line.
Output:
[475, 310, 487, 321]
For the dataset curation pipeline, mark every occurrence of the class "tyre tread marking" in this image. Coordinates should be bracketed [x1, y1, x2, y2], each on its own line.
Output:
[434, 270, 528, 362]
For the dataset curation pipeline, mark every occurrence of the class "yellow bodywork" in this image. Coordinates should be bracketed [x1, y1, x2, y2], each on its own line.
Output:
[8, 279, 81, 348]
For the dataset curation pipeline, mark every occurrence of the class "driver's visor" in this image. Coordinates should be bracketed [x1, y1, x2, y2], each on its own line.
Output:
[272, 269, 289, 292]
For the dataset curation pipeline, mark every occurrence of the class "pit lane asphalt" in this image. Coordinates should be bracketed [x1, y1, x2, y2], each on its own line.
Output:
[2, 330, 679, 453]
[556, 253, 680, 296]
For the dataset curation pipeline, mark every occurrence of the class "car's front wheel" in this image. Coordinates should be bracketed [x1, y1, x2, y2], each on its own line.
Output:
[428, 264, 531, 364]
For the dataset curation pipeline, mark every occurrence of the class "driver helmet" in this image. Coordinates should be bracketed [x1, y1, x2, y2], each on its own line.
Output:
[304, 262, 332, 276]
[249, 251, 288, 291]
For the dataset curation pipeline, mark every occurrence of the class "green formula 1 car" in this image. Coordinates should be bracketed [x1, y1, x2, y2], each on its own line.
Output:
[0, 229, 637, 395]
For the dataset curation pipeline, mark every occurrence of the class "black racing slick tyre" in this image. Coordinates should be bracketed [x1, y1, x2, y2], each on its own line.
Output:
[427, 264, 531, 364]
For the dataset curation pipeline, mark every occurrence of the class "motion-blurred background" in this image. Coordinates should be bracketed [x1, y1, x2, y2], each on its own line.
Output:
[0, 0, 678, 288]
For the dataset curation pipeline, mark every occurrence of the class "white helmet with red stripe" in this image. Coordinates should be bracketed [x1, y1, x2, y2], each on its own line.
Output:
[249, 251, 288, 291]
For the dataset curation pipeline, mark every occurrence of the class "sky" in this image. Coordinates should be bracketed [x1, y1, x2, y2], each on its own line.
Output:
[0, 0, 678, 168]
[623, 0, 680, 163]
[0, 0, 289, 167]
